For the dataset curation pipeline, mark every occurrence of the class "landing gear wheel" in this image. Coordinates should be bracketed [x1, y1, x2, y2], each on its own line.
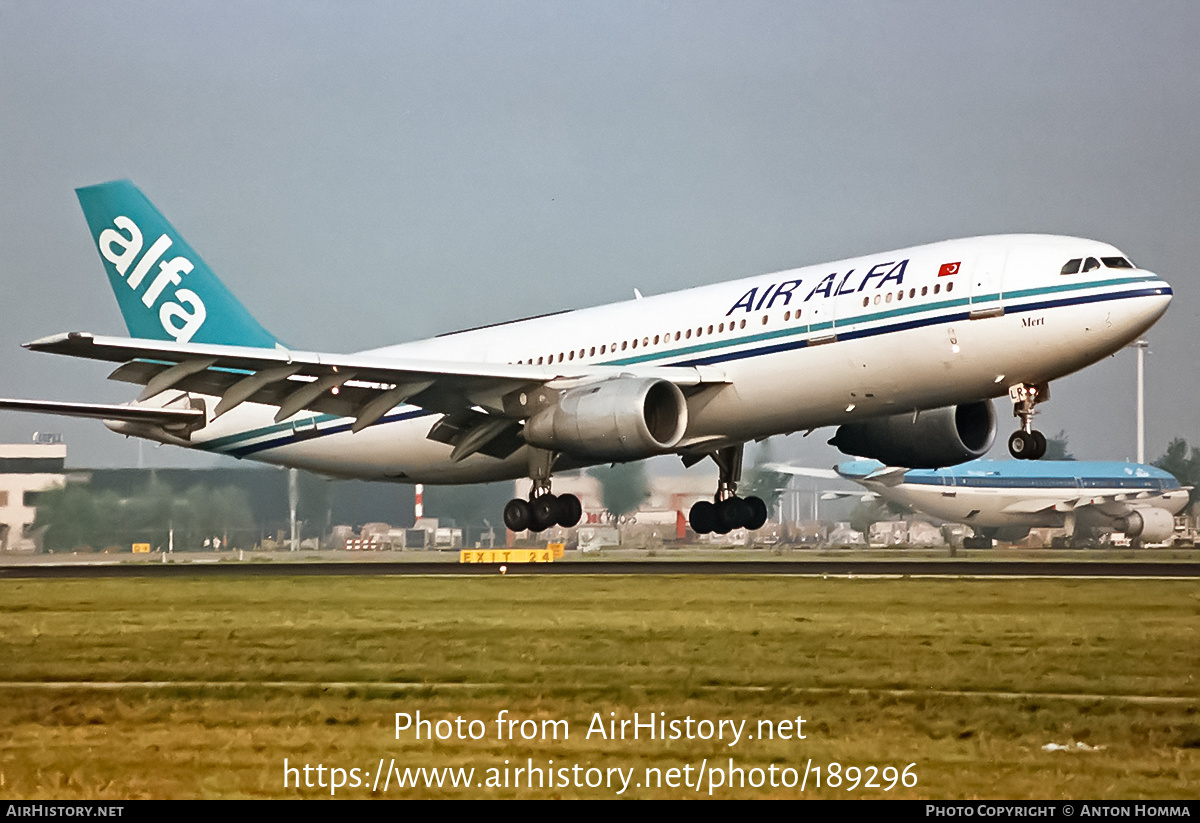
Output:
[557, 493, 582, 528]
[689, 500, 716, 534]
[744, 496, 768, 531]
[503, 498, 531, 532]
[715, 497, 751, 534]
[529, 494, 560, 533]
[1008, 430, 1036, 459]
[1030, 430, 1047, 460]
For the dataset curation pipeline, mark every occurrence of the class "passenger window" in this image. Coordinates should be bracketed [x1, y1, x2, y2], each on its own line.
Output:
[1102, 256, 1133, 269]
[946, 281, 954, 292]
[1082, 257, 1100, 272]
[1061, 258, 1081, 275]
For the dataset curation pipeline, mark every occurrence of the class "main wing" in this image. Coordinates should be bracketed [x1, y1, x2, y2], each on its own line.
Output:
[17, 331, 726, 461]
[999, 488, 1192, 516]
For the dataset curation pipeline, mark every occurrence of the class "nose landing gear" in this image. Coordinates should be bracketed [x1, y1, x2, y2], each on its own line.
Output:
[1007, 382, 1048, 460]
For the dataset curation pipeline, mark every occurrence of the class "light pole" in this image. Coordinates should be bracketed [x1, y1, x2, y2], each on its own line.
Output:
[1132, 339, 1149, 464]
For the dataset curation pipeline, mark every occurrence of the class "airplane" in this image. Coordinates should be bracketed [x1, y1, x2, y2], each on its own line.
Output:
[0, 181, 1175, 536]
[830, 458, 1191, 548]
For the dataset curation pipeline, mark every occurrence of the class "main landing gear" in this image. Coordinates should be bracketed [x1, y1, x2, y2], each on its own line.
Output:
[503, 491, 582, 533]
[687, 444, 769, 535]
[1007, 382, 1048, 460]
[502, 447, 583, 534]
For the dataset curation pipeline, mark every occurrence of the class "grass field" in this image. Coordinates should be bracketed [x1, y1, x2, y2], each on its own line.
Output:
[1, 573, 1197, 799]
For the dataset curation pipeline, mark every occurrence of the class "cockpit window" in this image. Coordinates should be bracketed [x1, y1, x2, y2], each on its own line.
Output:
[1062, 255, 1136, 275]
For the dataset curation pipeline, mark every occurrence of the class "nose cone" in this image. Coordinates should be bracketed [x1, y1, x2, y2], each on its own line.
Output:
[1088, 266, 1173, 356]
[1131, 270, 1173, 333]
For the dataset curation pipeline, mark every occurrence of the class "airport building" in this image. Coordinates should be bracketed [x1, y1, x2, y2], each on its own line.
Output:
[0, 441, 67, 552]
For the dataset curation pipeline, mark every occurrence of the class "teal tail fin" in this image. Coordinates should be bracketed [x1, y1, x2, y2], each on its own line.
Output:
[76, 180, 279, 348]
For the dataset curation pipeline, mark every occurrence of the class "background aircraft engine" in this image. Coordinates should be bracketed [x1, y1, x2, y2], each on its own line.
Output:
[829, 400, 996, 468]
[1116, 507, 1176, 543]
[524, 377, 688, 459]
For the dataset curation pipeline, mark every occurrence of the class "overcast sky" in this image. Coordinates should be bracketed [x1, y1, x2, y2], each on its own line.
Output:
[1, 1, 1198, 477]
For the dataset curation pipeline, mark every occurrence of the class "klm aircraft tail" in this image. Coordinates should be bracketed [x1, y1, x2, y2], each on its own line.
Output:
[76, 180, 279, 348]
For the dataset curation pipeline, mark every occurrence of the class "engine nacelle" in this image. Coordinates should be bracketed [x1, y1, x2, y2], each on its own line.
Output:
[1116, 507, 1176, 543]
[829, 400, 996, 468]
[523, 377, 688, 460]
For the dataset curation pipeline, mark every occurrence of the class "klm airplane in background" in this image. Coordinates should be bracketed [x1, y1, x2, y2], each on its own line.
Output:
[834, 459, 1191, 548]
[0, 181, 1175, 535]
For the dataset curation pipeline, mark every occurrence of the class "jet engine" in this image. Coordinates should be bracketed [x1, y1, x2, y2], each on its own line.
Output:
[523, 377, 688, 460]
[829, 400, 996, 468]
[1115, 507, 1176, 543]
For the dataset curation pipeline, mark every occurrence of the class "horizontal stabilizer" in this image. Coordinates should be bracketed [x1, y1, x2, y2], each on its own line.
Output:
[763, 463, 839, 479]
[0, 397, 203, 425]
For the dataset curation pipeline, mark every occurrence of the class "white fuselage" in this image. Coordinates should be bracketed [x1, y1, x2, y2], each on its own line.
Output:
[178, 234, 1172, 483]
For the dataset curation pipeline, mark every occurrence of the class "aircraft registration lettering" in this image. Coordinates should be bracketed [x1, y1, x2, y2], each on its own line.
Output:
[96, 215, 207, 344]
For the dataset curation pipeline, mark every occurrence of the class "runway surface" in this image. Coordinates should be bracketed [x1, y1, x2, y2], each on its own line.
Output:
[3, 559, 1199, 578]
